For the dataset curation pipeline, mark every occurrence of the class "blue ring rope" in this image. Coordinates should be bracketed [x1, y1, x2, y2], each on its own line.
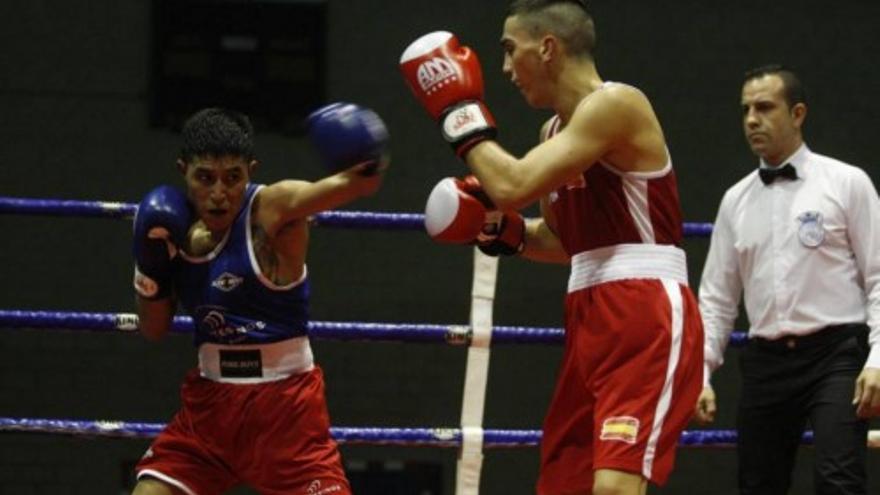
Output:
[0, 416, 784, 447]
[0, 196, 714, 237]
[0, 309, 748, 347]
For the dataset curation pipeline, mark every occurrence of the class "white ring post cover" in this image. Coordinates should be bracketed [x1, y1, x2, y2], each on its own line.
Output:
[870, 431, 880, 449]
[455, 248, 498, 495]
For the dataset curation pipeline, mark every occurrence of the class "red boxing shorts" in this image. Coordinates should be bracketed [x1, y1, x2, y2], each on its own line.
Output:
[537, 278, 703, 494]
[136, 366, 350, 495]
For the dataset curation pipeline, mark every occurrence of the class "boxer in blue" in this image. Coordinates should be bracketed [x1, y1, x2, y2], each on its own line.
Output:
[131, 105, 388, 495]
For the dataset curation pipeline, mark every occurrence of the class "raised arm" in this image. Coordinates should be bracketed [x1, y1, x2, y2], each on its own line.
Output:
[258, 103, 388, 236]
[465, 90, 630, 210]
[132, 185, 191, 341]
[400, 31, 653, 211]
[258, 169, 382, 235]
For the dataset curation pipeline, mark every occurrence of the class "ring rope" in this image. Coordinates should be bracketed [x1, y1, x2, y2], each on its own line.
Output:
[0, 193, 748, 492]
[0, 309, 749, 347]
[3, 417, 878, 449]
[0, 195, 714, 237]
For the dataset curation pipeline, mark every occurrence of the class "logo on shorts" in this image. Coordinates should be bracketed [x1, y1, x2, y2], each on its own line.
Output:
[212, 272, 243, 292]
[417, 58, 458, 94]
[600, 416, 640, 444]
[305, 480, 343, 495]
[796, 210, 825, 248]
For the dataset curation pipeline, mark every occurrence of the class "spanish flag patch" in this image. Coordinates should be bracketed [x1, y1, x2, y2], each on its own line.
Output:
[600, 416, 639, 444]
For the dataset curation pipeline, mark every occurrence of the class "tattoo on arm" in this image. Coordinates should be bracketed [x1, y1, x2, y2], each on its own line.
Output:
[251, 223, 281, 284]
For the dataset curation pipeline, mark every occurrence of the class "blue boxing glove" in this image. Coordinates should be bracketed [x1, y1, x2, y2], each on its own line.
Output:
[307, 102, 389, 175]
[132, 185, 191, 300]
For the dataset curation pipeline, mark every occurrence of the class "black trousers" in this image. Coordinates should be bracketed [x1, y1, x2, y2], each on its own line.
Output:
[737, 324, 869, 495]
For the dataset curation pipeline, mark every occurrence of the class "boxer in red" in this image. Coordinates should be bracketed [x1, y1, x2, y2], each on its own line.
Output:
[402, 2, 703, 494]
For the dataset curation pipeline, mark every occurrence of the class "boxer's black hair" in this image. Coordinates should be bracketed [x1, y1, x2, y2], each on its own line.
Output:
[507, 0, 596, 59]
[180, 108, 255, 163]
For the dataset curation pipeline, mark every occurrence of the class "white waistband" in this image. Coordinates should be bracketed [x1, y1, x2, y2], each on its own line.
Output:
[568, 244, 688, 293]
[198, 337, 315, 384]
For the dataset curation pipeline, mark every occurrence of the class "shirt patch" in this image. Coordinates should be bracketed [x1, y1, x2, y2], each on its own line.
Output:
[600, 416, 640, 444]
[212, 272, 244, 292]
[199, 308, 268, 343]
[796, 210, 825, 248]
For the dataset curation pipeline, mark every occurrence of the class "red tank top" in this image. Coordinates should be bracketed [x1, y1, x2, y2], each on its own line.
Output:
[545, 115, 684, 256]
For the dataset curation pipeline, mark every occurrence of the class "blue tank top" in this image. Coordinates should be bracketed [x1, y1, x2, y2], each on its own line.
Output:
[173, 183, 310, 346]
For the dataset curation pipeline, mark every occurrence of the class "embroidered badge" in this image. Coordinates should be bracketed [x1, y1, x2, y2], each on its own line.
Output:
[796, 211, 825, 248]
[212, 272, 243, 292]
[600, 416, 640, 444]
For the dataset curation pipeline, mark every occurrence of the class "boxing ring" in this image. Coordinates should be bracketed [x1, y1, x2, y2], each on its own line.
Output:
[1, 195, 878, 494]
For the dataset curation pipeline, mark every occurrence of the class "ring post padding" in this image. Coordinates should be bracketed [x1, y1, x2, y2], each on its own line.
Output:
[455, 249, 499, 495]
[457, 425, 486, 492]
[870, 430, 880, 449]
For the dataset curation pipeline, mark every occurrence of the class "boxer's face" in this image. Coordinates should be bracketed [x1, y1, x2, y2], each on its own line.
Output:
[741, 74, 805, 165]
[501, 15, 550, 108]
[178, 154, 256, 234]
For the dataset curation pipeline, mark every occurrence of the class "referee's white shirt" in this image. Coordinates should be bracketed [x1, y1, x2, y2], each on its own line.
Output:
[699, 143, 880, 382]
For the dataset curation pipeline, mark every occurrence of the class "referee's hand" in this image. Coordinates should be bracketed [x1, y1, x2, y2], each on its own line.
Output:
[693, 386, 717, 424]
[853, 367, 880, 418]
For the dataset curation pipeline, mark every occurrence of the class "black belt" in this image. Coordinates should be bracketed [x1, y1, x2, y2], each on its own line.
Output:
[749, 323, 867, 351]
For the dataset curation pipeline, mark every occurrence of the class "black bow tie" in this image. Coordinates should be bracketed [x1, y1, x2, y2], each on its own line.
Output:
[759, 163, 798, 185]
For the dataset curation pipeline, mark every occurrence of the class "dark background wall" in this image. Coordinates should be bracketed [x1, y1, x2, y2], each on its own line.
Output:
[1, 1, 878, 493]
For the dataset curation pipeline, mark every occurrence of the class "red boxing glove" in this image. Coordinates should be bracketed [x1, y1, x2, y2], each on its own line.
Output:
[477, 210, 525, 257]
[424, 175, 525, 256]
[400, 31, 497, 157]
[424, 176, 489, 243]
[457, 175, 525, 256]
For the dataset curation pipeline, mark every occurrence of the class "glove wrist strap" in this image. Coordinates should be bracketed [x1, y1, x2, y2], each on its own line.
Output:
[134, 265, 171, 300]
[440, 101, 497, 157]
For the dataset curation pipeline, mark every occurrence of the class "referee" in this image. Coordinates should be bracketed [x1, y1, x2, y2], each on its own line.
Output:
[694, 65, 880, 494]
